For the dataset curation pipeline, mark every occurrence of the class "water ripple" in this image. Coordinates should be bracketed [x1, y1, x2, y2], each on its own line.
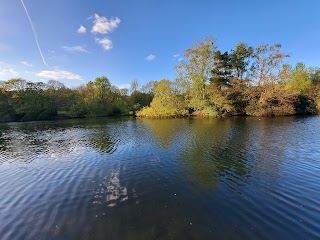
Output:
[0, 116, 319, 239]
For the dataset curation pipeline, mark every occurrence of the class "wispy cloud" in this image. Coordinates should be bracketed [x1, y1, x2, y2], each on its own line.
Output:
[115, 83, 131, 89]
[95, 38, 113, 51]
[91, 14, 121, 34]
[36, 70, 82, 80]
[173, 54, 180, 58]
[145, 54, 156, 61]
[62, 45, 89, 53]
[77, 25, 87, 34]
[21, 61, 33, 67]
[0, 62, 14, 67]
[20, 0, 48, 67]
[48, 50, 55, 53]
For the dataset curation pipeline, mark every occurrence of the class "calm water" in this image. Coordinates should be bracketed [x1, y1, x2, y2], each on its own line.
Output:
[0, 116, 319, 240]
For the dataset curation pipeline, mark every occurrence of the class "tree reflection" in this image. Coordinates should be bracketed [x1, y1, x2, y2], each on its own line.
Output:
[179, 118, 252, 188]
[0, 125, 9, 151]
[244, 117, 293, 184]
[138, 118, 187, 150]
[89, 130, 118, 154]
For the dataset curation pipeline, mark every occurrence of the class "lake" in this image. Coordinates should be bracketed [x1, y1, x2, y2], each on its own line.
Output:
[0, 116, 319, 240]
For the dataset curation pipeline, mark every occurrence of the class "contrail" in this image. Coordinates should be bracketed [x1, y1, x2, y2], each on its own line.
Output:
[20, 0, 48, 66]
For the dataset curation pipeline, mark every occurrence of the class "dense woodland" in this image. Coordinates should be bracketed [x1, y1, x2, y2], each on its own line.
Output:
[1, 36, 320, 122]
[0, 77, 154, 122]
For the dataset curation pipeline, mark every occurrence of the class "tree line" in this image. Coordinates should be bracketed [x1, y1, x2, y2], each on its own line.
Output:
[1, 36, 320, 122]
[137, 37, 320, 117]
[0, 77, 154, 122]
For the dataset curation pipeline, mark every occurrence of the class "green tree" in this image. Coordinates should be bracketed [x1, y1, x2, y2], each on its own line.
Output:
[130, 91, 153, 112]
[284, 63, 311, 93]
[209, 43, 253, 116]
[231, 42, 254, 80]
[308, 67, 320, 85]
[0, 91, 15, 122]
[211, 51, 232, 85]
[306, 67, 320, 110]
[94, 76, 111, 105]
[176, 36, 216, 111]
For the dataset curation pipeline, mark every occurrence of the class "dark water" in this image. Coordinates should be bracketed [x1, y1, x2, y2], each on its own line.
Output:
[0, 116, 320, 240]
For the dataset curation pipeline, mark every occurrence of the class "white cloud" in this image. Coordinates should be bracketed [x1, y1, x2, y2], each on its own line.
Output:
[0, 68, 18, 77]
[173, 54, 180, 58]
[0, 63, 18, 78]
[145, 54, 156, 61]
[21, 61, 33, 67]
[0, 62, 19, 80]
[91, 14, 121, 34]
[77, 25, 87, 34]
[48, 50, 55, 53]
[62, 45, 89, 53]
[178, 57, 183, 62]
[36, 70, 82, 80]
[95, 38, 113, 51]
[115, 83, 131, 89]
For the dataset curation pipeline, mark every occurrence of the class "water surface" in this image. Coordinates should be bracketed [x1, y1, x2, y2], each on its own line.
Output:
[0, 116, 319, 239]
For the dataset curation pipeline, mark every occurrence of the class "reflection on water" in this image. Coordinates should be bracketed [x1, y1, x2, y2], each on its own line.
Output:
[93, 170, 128, 207]
[138, 118, 187, 150]
[105, 170, 128, 206]
[0, 116, 320, 239]
[0, 128, 8, 151]
[89, 130, 119, 155]
[0, 120, 120, 165]
[164, 118, 249, 191]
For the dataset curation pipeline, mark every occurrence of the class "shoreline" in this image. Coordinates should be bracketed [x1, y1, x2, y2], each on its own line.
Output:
[1, 112, 318, 124]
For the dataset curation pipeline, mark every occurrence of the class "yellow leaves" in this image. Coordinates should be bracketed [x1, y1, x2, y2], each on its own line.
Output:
[136, 79, 187, 118]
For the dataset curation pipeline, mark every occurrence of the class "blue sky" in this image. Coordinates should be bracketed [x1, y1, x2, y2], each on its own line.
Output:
[0, 0, 320, 88]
